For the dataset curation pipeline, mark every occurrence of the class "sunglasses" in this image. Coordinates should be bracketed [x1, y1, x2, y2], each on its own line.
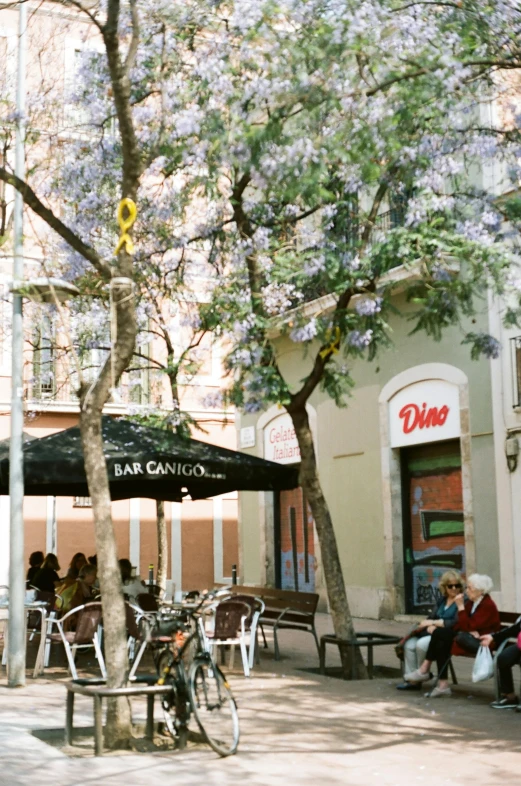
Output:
[447, 583, 462, 589]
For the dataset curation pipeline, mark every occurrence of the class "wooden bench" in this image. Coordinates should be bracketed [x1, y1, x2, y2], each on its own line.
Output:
[228, 585, 320, 661]
[65, 676, 175, 756]
[431, 610, 520, 696]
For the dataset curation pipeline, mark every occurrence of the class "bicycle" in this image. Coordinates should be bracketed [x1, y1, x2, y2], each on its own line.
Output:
[150, 587, 240, 757]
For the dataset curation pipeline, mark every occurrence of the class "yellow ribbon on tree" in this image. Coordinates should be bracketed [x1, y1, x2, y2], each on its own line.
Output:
[319, 326, 341, 360]
[114, 198, 137, 255]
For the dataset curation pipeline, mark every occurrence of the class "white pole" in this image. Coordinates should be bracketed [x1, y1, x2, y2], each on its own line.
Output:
[7, 1, 27, 687]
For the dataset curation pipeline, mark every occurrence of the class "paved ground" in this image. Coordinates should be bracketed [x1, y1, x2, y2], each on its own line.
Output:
[1, 613, 521, 785]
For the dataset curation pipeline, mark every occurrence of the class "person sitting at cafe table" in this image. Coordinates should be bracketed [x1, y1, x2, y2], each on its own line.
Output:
[62, 552, 87, 587]
[119, 558, 146, 601]
[55, 563, 98, 616]
[31, 553, 61, 594]
[26, 551, 44, 585]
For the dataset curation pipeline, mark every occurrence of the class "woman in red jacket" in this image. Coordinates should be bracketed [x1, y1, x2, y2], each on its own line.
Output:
[404, 574, 500, 697]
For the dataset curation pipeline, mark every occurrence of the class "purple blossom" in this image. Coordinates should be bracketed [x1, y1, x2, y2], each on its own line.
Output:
[303, 256, 326, 276]
[200, 391, 224, 409]
[290, 319, 318, 343]
[432, 265, 451, 282]
[457, 220, 494, 246]
[355, 297, 382, 316]
[348, 329, 373, 349]
[244, 400, 263, 414]
[467, 333, 501, 360]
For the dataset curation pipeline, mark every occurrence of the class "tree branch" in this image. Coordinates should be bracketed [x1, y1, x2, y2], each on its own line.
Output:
[124, 0, 140, 75]
[103, 0, 142, 200]
[0, 166, 110, 277]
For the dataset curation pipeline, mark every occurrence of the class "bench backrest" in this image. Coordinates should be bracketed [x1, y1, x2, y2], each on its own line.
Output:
[229, 585, 319, 615]
[499, 611, 520, 627]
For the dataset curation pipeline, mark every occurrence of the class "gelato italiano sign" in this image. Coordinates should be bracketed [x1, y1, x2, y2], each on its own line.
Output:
[264, 413, 301, 464]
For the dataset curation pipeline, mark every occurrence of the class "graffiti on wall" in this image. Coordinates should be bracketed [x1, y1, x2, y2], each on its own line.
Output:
[409, 543, 466, 608]
[279, 488, 315, 592]
[409, 473, 465, 612]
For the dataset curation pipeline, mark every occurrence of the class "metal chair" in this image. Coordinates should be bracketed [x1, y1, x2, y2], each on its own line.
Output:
[206, 600, 253, 677]
[43, 601, 106, 680]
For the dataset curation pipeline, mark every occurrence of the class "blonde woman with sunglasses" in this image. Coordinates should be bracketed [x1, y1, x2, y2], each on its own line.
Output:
[397, 571, 463, 692]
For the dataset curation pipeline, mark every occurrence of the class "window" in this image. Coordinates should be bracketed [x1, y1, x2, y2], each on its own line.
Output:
[32, 315, 55, 398]
[512, 336, 521, 408]
[128, 366, 150, 405]
[65, 42, 110, 134]
[389, 189, 412, 229]
[332, 191, 359, 250]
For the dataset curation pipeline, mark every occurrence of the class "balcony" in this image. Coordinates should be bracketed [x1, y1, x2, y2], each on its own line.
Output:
[24, 369, 157, 414]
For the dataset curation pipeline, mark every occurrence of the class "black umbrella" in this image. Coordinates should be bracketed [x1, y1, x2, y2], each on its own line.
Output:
[0, 417, 298, 501]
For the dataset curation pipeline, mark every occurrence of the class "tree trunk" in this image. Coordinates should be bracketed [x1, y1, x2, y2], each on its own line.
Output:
[156, 499, 167, 594]
[79, 406, 132, 747]
[289, 406, 367, 679]
[78, 274, 138, 747]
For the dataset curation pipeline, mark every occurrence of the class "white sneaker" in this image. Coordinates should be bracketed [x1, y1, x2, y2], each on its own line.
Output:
[427, 686, 452, 698]
[403, 669, 432, 683]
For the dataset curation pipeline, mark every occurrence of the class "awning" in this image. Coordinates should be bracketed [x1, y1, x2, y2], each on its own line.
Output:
[0, 417, 298, 501]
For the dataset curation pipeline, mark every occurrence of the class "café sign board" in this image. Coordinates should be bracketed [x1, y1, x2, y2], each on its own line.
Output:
[264, 412, 301, 464]
[389, 379, 460, 448]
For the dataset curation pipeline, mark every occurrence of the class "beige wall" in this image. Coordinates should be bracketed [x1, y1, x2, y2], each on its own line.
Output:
[238, 296, 499, 619]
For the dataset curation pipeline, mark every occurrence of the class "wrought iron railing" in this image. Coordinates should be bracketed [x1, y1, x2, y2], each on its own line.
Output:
[298, 208, 407, 306]
[25, 368, 155, 409]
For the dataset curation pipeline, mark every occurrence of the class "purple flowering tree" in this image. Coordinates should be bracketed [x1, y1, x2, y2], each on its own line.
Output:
[156, 0, 521, 677]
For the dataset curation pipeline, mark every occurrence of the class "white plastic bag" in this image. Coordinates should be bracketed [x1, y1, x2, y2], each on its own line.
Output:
[472, 645, 494, 682]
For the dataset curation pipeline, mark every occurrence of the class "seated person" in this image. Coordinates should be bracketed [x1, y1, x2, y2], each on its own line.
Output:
[481, 615, 521, 709]
[397, 570, 462, 691]
[403, 573, 500, 698]
[119, 558, 146, 602]
[88, 555, 99, 590]
[55, 563, 98, 616]
[32, 553, 61, 593]
[26, 551, 44, 585]
[61, 552, 87, 587]
[77, 563, 98, 601]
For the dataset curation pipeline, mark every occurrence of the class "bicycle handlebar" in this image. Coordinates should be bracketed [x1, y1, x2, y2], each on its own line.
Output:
[190, 585, 232, 614]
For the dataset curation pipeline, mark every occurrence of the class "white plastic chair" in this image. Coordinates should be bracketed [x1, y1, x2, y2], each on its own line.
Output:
[206, 599, 256, 677]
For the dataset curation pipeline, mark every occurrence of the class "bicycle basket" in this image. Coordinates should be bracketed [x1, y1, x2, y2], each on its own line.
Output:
[152, 614, 188, 639]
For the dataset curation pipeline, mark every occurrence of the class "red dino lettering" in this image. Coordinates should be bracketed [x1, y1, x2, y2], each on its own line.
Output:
[399, 402, 450, 434]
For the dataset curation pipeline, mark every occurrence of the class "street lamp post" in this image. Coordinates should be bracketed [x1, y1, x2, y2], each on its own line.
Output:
[7, 0, 27, 687]
[6, 6, 80, 684]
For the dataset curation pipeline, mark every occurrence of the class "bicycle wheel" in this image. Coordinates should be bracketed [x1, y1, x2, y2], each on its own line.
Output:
[157, 650, 190, 749]
[188, 657, 239, 756]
